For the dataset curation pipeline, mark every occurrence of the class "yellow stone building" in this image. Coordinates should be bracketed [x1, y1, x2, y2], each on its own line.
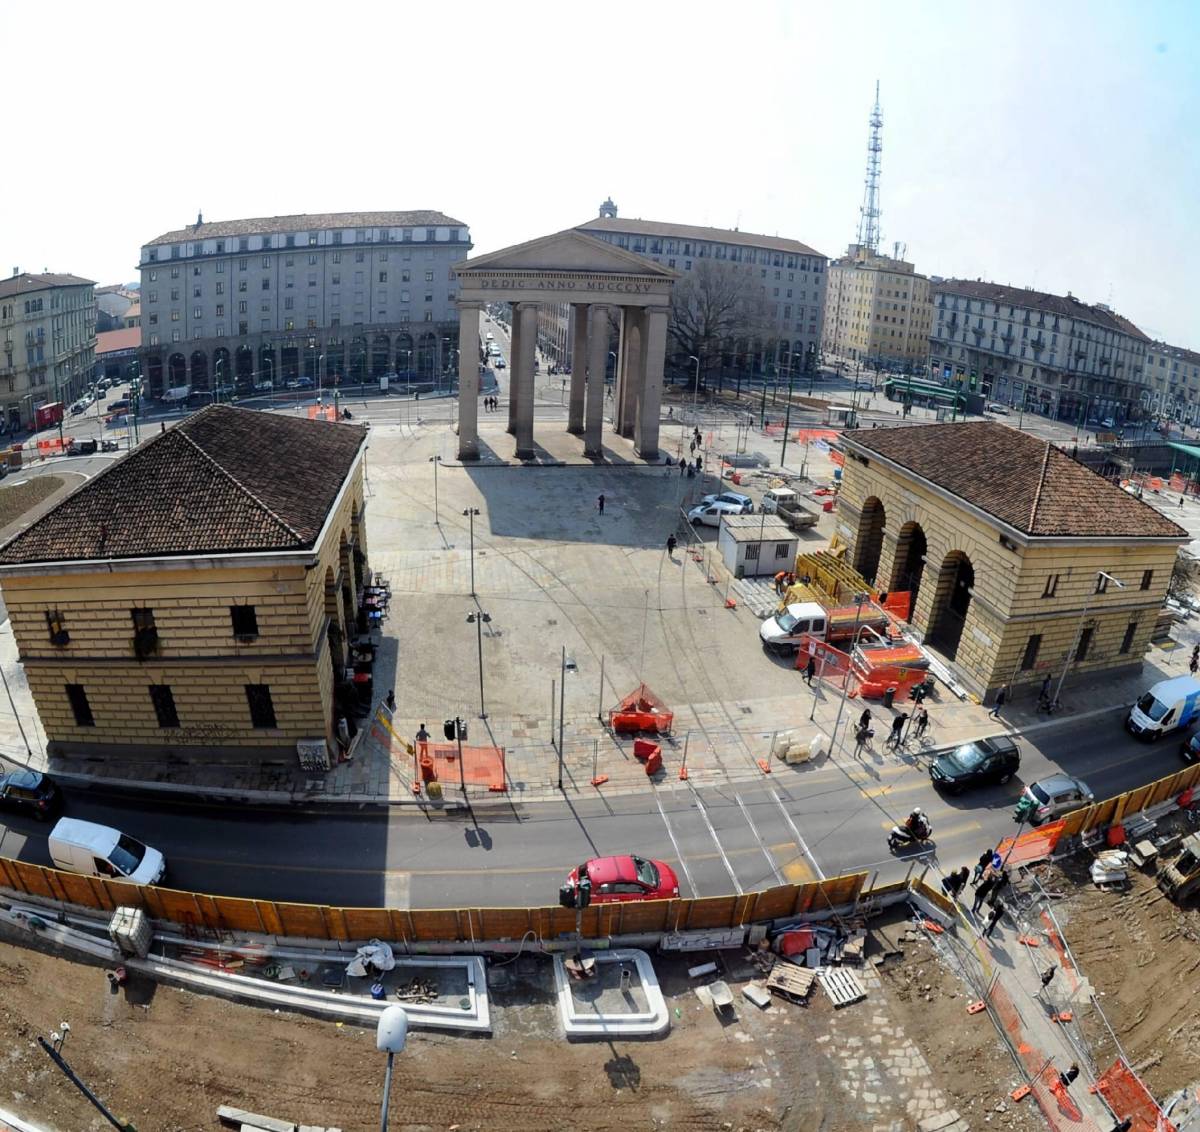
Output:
[839, 422, 1187, 701]
[821, 244, 933, 369]
[0, 405, 369, 763]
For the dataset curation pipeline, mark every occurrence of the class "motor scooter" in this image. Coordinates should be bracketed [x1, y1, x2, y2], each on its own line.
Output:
[888, 819, 933, 853]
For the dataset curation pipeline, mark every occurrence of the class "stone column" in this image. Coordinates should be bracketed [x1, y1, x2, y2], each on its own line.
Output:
[635, 305, 669, 460]
[515, 302, 539, 459]
[568, 303, 588, 434]
[508, 302, 523, 436]
[585, 305, 610, 458]
[618, 308, 645, 439]
[456, 303, 482, 460]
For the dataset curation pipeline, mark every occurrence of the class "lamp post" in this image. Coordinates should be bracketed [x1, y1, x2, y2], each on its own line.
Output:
[376, 1005, 408, 1132]
[428, 455, 441, 525]
[467, 610, 491, 718]
[214, 357, 224, 404]
[828, 593, 869, 755]
[780, 356, 799, 469]
[463, 507, 479, 596]
[1052, 570, 1124, 708]
[688, 354, 701, 419]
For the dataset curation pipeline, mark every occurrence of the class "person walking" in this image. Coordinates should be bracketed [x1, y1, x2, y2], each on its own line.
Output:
[1058, 1063, 1079, 1089]
[972, 872, 998, 914]
[989, 684, 1007, 719]
[859, 707, 872, 732]
[913, 705, 930, 740]
[982, 899, 1004, 939]
[854, 722, 871, 757]
[1037, 965, 1057, 993]
[696, 454, 703, 471]
[597, 493, 605, 516]
[887, 712, 908, 749]
[1192, 648, 1199, 678]
[940, 866, 969, 900]
[680, 458, 686, 477]
[666, 533, 677, 557]
[803, 655, 817, 686]
[988, 868, 1010, 907]
[1040, 673, 1052, 703]
[385, 689, 396, 711]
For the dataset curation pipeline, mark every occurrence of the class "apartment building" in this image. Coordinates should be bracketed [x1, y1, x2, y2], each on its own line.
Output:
[0, 272, 96, 431]
[928, 280, 1151, 426]
[1144, 342, 1200, 424]
[137, 210, 470, 397]
[821, 244, 933, 369]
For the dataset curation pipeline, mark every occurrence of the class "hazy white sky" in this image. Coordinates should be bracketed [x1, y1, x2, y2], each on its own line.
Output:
[7, 0, 1197, 343]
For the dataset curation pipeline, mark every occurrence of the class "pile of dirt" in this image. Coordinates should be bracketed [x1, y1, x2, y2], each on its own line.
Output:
[1046, 846, 1200, 1101]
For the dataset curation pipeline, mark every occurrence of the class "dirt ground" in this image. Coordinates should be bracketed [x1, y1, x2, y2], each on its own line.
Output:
[1041, 826, 1200, 1103]
[0, 906, 1062, 1132]
[0, 475, 63, 529]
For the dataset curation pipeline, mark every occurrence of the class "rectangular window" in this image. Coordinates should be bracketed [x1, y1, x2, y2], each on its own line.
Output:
[149, 684, 180, 728]
[66, 684, 94, 727]
[1095, 574, 1110, 594]
[245, 684, 277, 729]
[1020, 633, 1042, 671]
[193, 307, 202, 319]
[238, 300, 247, 313]
[238, 280, 247, 292]
[215, 282, 224, 294]
[774, 543, 790, 559]
[1076, 626, 1094, 663]
[45, 609, 69, 646]
[424, 270, 434, 282]
[194, 286, 203, 298]
[745, 543, 760, 561]
[262, 256, 270, 268]
[215, 304, 224, 317]
[1042, 574, 1058, 598]
[379, 271, 387, 283]
[262, 279, 270, 290]
[1140, 569, 1153, 591]
[1119, 622, 1137, 655]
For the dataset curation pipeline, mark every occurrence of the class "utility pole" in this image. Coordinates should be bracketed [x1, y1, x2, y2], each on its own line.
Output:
[463, 507, 480, 596]
[780, 361, 798, 469]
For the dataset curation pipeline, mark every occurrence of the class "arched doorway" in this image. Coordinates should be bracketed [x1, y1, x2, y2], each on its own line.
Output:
[371, 333, 390, 378]
[259, 346, 275, 387]
[146, 355, 164, 397]
[394, 333, 413, 376]
[853, 497, 886, 584]
[235, 345, 254, 387]
[888, 521, 927, 621]
[168, 353, 187, 387]
[926, 551, 975, 660]
[212, 347, 231, 392]
[326, 340, 345, 384]
[190, 351, 209, 391]
[349, 337, 367, 382]
[417, 332, 437, 378]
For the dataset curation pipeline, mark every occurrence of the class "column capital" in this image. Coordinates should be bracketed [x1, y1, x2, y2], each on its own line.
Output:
[456, 299, 485, 313]
[645, 304, 671, 318]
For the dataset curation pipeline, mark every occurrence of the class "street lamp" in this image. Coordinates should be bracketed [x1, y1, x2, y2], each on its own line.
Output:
[1051, 570, 1124, 709]
[688, 354, 701, 419]
[467, 610, 491, 718]
[428, 455, 441, 525]
[376, 1004, 408, 1132]
[214, 357, 224, 404]
[463, 507, 480, 596]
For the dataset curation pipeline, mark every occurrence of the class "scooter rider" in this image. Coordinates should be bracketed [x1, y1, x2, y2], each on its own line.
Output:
[904, 807, 930, 841]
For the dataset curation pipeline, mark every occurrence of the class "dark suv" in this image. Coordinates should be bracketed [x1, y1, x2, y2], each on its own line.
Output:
[0, 769, 63, 821]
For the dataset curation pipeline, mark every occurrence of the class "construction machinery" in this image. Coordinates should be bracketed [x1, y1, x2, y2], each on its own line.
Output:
[1156, 832, 1200, 902]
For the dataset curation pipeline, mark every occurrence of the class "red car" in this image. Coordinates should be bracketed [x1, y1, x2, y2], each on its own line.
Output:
[566, 855, 680, 904]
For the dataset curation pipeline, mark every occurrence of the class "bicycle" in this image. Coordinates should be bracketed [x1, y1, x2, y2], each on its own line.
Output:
[1036, 693, 1062, 715]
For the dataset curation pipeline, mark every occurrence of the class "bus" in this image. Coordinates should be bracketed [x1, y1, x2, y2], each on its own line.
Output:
[883, 377, 966, 412]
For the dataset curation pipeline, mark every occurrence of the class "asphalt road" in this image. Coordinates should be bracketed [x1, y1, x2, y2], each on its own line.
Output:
[0, 704, 1184, 909]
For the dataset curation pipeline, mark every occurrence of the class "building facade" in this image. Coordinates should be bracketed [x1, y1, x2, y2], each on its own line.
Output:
[94, 327, 141, 386]
[564, 200, 826, 380]
[928, 280, 1151, 427]
[821, 244, 932, 370]
[1143, 342, 1200, 425]
[838, 422, 1186, 701]
[95, 284, 138, 333]
[0, 272, 96, 431]
[0, 405, 369, 765]
[137, 210, 471, 398]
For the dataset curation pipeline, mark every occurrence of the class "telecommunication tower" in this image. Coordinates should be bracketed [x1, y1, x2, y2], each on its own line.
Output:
[855, 81, 883, 253]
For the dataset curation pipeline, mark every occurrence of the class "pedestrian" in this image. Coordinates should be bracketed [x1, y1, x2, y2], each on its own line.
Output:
[988, 868, 1010, 907]
[1058, 1063, 1079, 1089]
[679, 459, 686, 477]
[690, 439, 697, 454]
[859, 707, 872, 732]
[1181, 495, 1186, 509]
[888, 712, 907, 749]
[982, 900, 1004, 939]
[972, 872, 997, 914]
[696, 454, 703, 471]
[1038, 964, 1057, 992]
[385, 689, 396, 711]
[913, 705, 930, 739]
[666, 533, 677, 557]
[803, 655, 817, 686]
[667, 406, 673, 419]
[415, 722, 430, 747]
[1040, 673, 1052, 703]
[597, 493, 605, 516]
[854, 723, 871, 756]
[941, 866, 969, 900]
[989, 684, 1007, 719]
[1192, 651, 1199, 677]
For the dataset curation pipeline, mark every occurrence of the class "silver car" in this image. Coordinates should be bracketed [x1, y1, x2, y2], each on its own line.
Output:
[1021, 773, 1093, 825]
[700, 491, 753, 514]
[687, 500, 745, 528]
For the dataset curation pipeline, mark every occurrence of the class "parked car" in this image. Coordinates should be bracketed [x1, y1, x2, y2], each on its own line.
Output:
[1181, 729, 1200, 762]
[929, 736, 1020, 794]
[0, 769, 62, 821]
[107, 398, 130, 414]
[563, 856, 679, 904]
[1101, 417, 1116, 429]
[254, 380, 273, 393]
[700, 491, 754, 514]
[687, 500, 745, 528]
[1020, 773, 1093, 825]
[986, 402, 1009, 415]
[495, 358, 506, 369]
[286, 377, 314, 390]
[70, 399, 88, 415]
[48, 817, 165, 885]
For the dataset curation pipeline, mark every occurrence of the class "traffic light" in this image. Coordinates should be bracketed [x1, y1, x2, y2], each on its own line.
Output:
[443, 719, 455, 741]
[1013, 796, 1036, 824]
[443, 718, 467, 741]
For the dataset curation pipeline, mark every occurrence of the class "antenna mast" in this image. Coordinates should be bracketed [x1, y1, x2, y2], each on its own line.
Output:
[856, 81, 883, 253]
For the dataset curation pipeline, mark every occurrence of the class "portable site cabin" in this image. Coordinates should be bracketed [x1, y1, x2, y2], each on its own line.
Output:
[717, 515, 798, 578]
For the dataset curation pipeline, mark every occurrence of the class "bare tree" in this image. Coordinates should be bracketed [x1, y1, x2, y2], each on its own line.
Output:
[668, 261, 772, 392]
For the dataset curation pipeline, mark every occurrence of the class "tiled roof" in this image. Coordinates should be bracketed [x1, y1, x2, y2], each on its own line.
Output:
[0, 272, 94, 299]
[575, 216, 826, 259]
[1148, 340, 1200, 366]
[930, 279, 1148, 341]
[846, 422, 1186, 539]
[145, 211, 467, 246]
[0, 405, 366, 566]
[96, 327, 141, 354]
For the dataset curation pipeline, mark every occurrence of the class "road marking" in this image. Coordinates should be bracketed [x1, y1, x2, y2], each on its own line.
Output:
[780, 855, 815, 884]
[653, 787, 699, 897]
[689, 786, 742, 895]
[878, 816, 982, 839]
[769, 786, 826, 880]
[735, 793, 785, 887]
[860, 777, 931, 800]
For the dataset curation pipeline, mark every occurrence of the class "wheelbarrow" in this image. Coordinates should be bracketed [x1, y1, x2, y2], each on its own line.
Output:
[709, 979, 735, 1018]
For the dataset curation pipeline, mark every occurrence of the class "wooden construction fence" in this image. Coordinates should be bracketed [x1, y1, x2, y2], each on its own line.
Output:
[0, 857, 867, 945]
[1057, 760, 1200, 839]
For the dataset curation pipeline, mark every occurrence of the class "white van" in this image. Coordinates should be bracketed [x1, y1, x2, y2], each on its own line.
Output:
[759, 601, 828, 652]
[1126, 674, 1200, 740]
[48, 817, 166, 885]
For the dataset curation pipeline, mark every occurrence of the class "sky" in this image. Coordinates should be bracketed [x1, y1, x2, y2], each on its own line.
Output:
[7, 0, 1198, 344]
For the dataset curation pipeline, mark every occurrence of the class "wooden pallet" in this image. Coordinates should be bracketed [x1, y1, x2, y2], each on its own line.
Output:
[818, 966, 867, 1008]
[766, 962, 816, 1002]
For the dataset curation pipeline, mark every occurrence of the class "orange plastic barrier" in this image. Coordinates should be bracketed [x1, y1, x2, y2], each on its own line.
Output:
[881, 591, 912, 621]
[609, 684, 674, 735]
[419, 741, 506, 791]
[994, 819, 1065, 866]
[1093, 1059, 1175, 1132]
[307, 404, 339, 421]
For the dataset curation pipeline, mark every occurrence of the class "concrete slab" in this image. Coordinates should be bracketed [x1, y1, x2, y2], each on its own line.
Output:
[552, 948, 669, 1038]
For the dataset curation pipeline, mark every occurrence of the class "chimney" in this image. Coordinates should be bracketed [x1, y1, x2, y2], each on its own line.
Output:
[10, 267, 17, 278]
[194, 210, 203, 231]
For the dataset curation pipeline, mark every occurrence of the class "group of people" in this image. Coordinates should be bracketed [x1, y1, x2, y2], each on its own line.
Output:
[939, 849, 1011, 938]
[481, 395, 501, 413]
[853, 704, 929, 753]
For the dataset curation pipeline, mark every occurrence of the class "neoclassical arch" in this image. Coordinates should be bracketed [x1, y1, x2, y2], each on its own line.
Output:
[853, 496, 886, 585]
[926, 550, 975, 661]
[888, 520, 928, 622]
[212, 347, 232, 389]
[417, 331, 437, 377]
[349, 337, 367, 382]
[235, 345, 254, 384]
[167, 353, 187, 388]
[371, 333, 390, 378]
[394, 333, 414, 375]
[190, 350, 209, 390]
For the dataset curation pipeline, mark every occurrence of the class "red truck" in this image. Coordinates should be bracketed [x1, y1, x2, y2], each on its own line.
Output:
[34, 402, 63, 430]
